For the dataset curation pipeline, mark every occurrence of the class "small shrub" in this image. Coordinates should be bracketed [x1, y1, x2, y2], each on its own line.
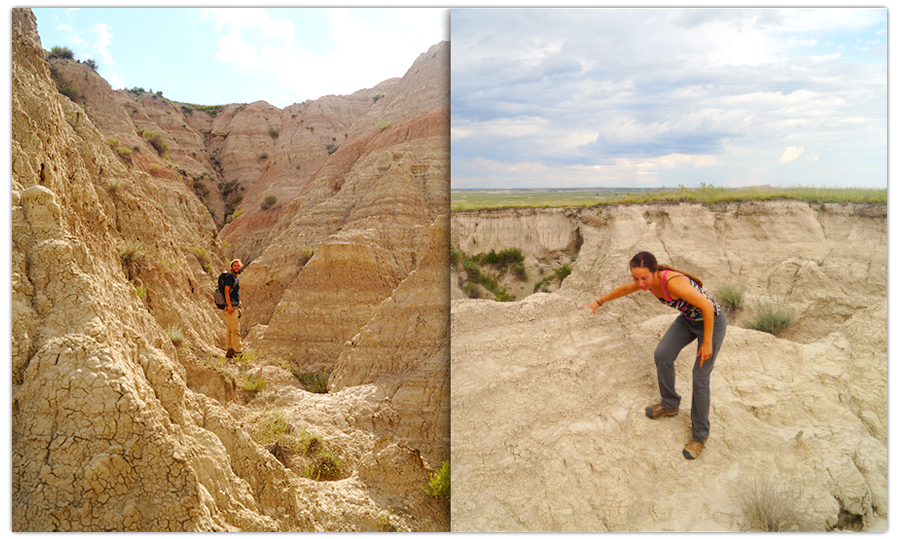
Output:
[57, 84, 79, 100]
[305, 448, 343, 481]
[269, 127, 279, 138]
[106, 137, 121, 148]
[511, 262, 526, 280]
[325, 143, 337, 155]
[496, 248, 524, 266]
[714, 282, 745, 314]
[49, 45, 74, 59]
[243, 376, 267, 393]
[369, 92, 384, 102]
[167, 324, 185, 347]
[554, 263, 573, 281]
[450, 245, 464, 265]
[118, 239, 145, 261]
[255, 410, 294, 446]
[378, 514, 399, 532]
[231, 208, 245, 220]
[425, 461, 450, 499]
[259, 152, 269, 159]
[142, 130, 169, 155]
[461, 282, 481, 299]
[735, 474, 806, 532]
[294, 369, 328, 393]
[745, 300, 795, 335]
[261, 195, 277, 210]
[116, 146, 132, 161]
[302, 246, 315, 258]
[85, 58, 98, 70]
[376, 120, 392, 130]
[107, 178, 122, 192]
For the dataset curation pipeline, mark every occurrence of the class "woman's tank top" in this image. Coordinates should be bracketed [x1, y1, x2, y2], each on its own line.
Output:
[657, 270, 721, 321]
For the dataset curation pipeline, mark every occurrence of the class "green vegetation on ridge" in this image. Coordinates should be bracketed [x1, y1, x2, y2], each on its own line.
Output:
[451, 184, 886, 211]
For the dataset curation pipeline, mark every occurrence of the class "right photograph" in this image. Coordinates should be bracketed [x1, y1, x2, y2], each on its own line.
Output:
[449, 8, 887, 533]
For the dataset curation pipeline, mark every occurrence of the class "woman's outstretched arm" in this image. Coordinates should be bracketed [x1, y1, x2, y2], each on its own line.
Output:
[585, 281, 640, 315]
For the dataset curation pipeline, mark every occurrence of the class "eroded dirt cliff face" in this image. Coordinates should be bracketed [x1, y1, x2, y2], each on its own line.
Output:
[450, 201, 886, 531]
[14, 8, 448, 531]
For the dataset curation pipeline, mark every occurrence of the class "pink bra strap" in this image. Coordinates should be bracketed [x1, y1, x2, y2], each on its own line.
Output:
[661, 270, 673, 302]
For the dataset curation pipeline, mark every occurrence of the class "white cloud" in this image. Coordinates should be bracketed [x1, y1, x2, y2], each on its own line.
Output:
[778, 146, 805, 163]
[89, 23, 113, 64]
[202, 8, 443, 101]
[104, 71, 125, 90]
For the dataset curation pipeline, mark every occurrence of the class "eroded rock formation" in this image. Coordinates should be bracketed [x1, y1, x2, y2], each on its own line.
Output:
[13, 8, 448, 531]
[450, 201, 886, 531]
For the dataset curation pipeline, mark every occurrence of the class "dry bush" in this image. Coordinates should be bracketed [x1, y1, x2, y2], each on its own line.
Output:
[734, 474, 807, 532]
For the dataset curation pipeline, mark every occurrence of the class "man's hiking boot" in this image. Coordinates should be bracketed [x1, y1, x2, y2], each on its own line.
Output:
[683, 439, 705, 460]
[645, 403, 679, 419]
[226, 349, 235, 358]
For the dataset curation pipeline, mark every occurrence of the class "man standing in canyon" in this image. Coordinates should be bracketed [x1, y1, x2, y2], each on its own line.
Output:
[222, 259, 243, 358]
[585, 252, 727, 460]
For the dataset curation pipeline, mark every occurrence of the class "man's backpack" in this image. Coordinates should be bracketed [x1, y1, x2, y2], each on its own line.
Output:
[214, 271, 229, 310]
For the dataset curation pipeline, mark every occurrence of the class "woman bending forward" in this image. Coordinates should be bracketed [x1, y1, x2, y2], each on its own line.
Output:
[585, 252, 727, 460]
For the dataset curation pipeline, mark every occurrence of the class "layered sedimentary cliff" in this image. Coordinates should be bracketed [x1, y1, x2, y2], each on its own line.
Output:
[13, 8, 448, 531]
[450, 201, 886, 531]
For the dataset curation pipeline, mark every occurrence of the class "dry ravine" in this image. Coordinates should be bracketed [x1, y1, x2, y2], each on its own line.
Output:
[12, 8, 448, 531]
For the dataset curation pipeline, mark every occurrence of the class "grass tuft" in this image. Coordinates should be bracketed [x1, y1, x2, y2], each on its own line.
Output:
[735, 474, 806, 532]
[714, 282, 745, 314]
[118, 239, 145, 261]
[745, 299, 795, 335]
[167, 324, 185, 347]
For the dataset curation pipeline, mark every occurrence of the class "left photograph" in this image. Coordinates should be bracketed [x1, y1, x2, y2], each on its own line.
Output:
[12, 7, 449, 531]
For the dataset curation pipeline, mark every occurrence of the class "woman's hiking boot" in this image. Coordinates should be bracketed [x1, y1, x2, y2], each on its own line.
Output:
[645, 403, 679, 419]
[683, 439, 705, 460]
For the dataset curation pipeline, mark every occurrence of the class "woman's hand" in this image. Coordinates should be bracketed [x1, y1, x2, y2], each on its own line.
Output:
[585, 300, 600, 315]
[697, 340, 713, 367]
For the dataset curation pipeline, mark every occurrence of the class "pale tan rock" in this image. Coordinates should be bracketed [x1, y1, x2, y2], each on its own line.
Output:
[450, 201, 886, 532]
[13, 7, 448, 532]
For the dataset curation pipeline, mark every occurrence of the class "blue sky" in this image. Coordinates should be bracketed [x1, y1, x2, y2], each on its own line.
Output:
[451, 8, 887, 189]
[32, 7, 447, 108]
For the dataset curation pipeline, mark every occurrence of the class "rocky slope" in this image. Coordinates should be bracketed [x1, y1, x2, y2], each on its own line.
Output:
[14, 8, 448, 531]
[450, 201, 886, 531]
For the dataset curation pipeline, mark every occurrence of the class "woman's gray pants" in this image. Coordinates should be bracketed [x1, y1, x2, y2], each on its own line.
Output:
[654, 313, 727, 443]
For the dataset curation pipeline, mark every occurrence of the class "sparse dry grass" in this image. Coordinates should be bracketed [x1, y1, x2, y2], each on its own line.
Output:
[745, 299, 795, 335]
[734, 474, 807, 532]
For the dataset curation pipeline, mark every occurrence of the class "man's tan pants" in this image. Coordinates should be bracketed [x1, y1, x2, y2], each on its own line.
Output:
[224, 307, 242, 353]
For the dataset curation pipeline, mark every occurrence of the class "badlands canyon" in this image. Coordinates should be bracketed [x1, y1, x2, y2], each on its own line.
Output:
[12, 8, 448, 531]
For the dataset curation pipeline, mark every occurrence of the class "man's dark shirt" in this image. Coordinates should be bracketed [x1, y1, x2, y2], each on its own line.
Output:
[222, 272, 240, 307]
